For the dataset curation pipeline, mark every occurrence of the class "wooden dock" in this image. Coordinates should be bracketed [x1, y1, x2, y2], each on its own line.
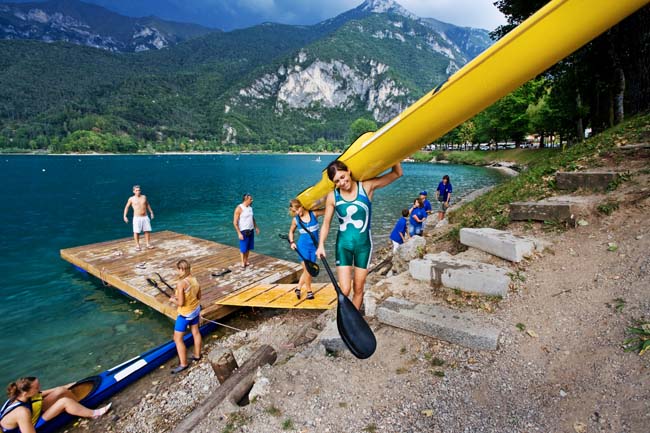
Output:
[60, 230, 302, 321]
[216, 283, 336, 310]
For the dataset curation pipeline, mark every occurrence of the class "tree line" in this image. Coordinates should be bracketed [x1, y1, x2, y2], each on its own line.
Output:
[435, 2, 649, 149]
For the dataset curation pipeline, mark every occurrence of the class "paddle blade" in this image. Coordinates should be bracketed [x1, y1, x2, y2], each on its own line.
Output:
[304, 260, 320, 277]
[336, 295, 376, 359]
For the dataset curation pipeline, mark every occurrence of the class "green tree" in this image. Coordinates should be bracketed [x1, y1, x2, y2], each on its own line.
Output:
[347, 118, 377, 144]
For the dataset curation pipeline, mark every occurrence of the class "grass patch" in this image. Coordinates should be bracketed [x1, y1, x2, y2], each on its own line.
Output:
[607, 171, 632, 191]
[542, 219, 568, 233]
[433, 371, 445, 377]
[623, 320, 650, 355]
[508, 270, 526, 283]
[412, 151, 436, 162]
[265, 405, 282, 417]
[222, 412, 251, 433]
[430, 357, 445, 367]
[614, 298, 626, 312]
[338, 402, 348, 408]
[281, 418, 294, 430]
[362, 424, 378, 433]
[598, 201, 620, 215]
[516, 323, 526, 331]
[448, 113, 650, 233]
[396, 367, 409, 374]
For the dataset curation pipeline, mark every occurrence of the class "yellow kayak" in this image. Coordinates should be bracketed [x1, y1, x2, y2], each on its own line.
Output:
[297, 0, 649, 209]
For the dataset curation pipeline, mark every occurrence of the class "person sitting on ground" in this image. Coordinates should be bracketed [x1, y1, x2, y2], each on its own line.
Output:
[389, 208, 410, 253]
[435, 175, 453, 222]
[169, 259, 202, 375]
[0, 377, 111, 433]
[288, 199, 325, 301]
[408, 198, 426, 237]
[123, 184, 155, 251]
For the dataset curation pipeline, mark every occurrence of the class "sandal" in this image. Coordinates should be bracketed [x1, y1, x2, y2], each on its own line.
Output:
[295, 288, 301, 299]
[171, 365, 189, 374]
[306, 291, 314, 300]
[190, 355, 202, 362]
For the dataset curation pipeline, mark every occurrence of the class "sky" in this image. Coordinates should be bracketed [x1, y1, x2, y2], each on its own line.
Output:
[1, 0, 508, 31]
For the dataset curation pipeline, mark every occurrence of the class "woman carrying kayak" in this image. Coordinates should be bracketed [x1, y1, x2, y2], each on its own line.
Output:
[316, 160, 402, 310]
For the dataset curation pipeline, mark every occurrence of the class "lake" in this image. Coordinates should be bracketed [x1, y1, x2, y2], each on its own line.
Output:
[0, 154, 506, 387]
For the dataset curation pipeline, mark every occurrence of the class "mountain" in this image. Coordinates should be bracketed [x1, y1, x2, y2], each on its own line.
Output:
[0, 0, 493, 152]
[0, 0, 216, 52]
[220, 0, 492, 144]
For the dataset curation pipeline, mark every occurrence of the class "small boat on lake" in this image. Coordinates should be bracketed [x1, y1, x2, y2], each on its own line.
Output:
[314, 156, 321, 162]
[36, 323, 215, 433]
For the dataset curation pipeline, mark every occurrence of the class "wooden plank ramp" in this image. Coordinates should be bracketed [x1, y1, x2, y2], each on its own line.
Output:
[216, 283, 336, 310]
[60, 230, 302, 321]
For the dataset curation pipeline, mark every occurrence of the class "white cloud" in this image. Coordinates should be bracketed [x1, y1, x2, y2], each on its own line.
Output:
[121, 0, 508, 31]
[254, 0, 507, 31]
[398, 0, 507, 30]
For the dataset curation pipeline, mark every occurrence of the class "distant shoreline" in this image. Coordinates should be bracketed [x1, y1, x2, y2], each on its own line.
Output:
[1, 151, 340, 156]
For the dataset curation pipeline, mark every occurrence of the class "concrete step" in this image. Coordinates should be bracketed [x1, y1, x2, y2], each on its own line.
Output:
[510, 195, 602, 222]
[377, 297, 500, 350]
[318, 319, 347, 353]
[409, 252, 509, 297]
[556, 171, 618, 191]
[460, 228, 535, 262]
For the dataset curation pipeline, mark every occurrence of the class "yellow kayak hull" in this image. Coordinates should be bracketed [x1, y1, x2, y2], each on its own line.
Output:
[297, 0, 649, 209]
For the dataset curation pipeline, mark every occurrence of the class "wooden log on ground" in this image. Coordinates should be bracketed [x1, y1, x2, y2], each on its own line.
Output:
[207, 348, 238, 384]
[172, 345, 277, 433]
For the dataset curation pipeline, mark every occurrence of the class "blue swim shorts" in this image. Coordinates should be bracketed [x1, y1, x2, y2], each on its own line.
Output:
[174, 307, 201, 332]
[239, 230, 254, 253]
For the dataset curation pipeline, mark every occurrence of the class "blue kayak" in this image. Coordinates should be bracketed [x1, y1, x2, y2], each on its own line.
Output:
[36, 322, 215, 433]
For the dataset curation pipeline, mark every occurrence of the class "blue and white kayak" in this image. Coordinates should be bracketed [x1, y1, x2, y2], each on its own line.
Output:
[36, 322, 215, 433]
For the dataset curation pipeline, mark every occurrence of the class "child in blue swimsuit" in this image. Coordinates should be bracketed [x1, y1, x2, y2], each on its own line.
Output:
[288, 199, 325, 300]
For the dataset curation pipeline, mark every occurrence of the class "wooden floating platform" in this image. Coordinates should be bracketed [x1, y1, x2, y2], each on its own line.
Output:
[60, 230, 302, 321]
[216, 283, 336, 310]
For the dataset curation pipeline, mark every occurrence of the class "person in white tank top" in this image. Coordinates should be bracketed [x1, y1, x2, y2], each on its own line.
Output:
[233, 193, 260, 268]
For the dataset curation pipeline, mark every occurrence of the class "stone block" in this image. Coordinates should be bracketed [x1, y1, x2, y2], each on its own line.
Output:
[510, 201, 573, 222]
[393, 235, 426, 273]
[377, 297, 499, 350]
[409, 258, 434, 282]
[318, 319, 347, 353]
[510, 195, 603, 223]
[556, 171, 618, 191]
[460, 228, 535, 262]
[421, 252, 509, 296]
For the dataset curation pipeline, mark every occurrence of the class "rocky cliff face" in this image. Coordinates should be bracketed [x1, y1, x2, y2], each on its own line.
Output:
[236, 53, 408, 123]
[226, 0, 492, 138]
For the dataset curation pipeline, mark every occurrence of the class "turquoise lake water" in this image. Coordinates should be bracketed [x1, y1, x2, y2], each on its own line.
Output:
[0, 154, 506, 387]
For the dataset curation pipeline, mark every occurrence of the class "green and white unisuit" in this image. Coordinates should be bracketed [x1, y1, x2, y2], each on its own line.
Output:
[334, 181, 373, 269]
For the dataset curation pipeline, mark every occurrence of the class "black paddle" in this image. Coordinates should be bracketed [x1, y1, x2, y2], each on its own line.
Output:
[155, 272, 176, 292]
[278, 234, 320, 277]
[295, 219, 376, 359]
[146, 277, 171, 298]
